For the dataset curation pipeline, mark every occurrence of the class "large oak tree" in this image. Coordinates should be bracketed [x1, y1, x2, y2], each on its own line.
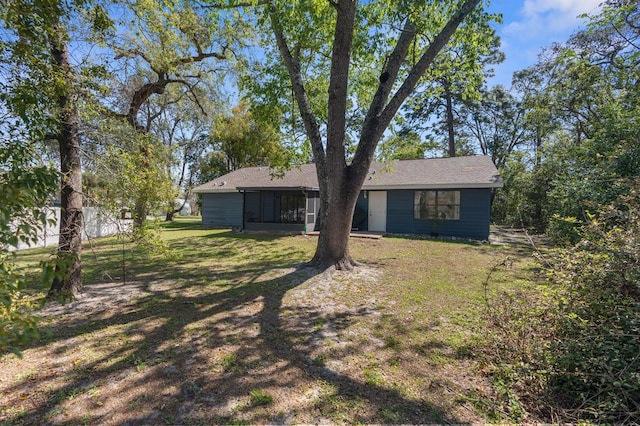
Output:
[249, 0, 493, 268]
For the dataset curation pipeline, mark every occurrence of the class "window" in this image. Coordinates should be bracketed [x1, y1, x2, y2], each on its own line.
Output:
[414, 190, 460, 220]
[280, 194, 306, 223]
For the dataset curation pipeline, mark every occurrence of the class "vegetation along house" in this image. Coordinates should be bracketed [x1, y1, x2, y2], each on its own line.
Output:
[193, 155, 503, 240]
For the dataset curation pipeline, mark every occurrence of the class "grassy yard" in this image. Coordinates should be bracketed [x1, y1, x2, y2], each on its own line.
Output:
[0, 218, 536, 424]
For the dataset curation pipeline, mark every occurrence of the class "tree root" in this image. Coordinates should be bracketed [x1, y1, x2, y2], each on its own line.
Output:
[306, 254, 359, 271]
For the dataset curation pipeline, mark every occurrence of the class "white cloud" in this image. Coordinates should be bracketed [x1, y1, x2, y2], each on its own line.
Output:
[523, 0, 600, 16]
[518, 0, 601, 33]
[488, 0, 604, 86]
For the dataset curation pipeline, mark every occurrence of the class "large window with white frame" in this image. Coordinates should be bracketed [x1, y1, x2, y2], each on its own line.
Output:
[414, 190, 460, 220]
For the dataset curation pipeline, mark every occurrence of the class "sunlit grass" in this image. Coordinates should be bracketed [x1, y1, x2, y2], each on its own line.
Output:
[4, 217, 539, 424]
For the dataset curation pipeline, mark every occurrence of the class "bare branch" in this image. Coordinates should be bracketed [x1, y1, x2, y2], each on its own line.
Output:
[176, 47, 227, 65]
[114, 47, 162, 74]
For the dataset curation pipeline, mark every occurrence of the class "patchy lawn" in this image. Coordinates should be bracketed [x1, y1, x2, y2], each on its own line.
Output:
[1, 219, 535, 425]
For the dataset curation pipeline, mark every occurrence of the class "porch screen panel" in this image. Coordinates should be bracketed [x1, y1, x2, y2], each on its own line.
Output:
[280, 194, 305, 224]
[306, 196, 316, 227]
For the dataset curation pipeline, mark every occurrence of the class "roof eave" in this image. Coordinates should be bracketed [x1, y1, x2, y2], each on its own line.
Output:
[192, 188, 239, 194]
[237, 186, 318, 191]
[362, 182, 503, 190]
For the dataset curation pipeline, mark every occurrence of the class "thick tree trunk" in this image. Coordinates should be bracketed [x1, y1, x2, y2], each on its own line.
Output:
[134, 202, 147, 229]
[271, 0, 482, 269]
[48, 26, 83, 298]
[310, 169, 362, 269]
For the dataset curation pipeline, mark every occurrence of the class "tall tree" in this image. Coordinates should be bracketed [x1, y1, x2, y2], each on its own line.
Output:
[0, 0, 102, 297]
[151, 89, 212, 221]
[200, 101, 287, 177]
[249, 0, 493, 268]
[501, 0, 640, 240]
[97, 0, 248, 228]
[460, 85, 529, 170]
[404, 28, 503, 157]
[48, 22, 83, 297]
[377, 130, 437, 161]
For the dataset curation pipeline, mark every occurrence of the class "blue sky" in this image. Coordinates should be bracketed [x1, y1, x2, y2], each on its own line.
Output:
[486, 0, 602, 87]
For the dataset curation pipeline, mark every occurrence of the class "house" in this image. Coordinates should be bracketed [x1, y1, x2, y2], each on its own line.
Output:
[192, 156, 503, 240]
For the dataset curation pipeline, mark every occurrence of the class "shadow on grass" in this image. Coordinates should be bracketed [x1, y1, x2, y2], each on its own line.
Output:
[4, 232, 468, 424]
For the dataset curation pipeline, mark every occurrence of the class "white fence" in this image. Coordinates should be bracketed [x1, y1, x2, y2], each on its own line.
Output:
[9, 207, 130, 251]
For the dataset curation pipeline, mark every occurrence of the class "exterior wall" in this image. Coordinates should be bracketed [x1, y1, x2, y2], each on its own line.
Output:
[201, 193, 243, 228]
[385, 188, 492, 240]
[202, 188, 493, 240]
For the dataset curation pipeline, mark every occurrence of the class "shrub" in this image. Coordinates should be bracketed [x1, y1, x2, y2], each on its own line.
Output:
[546, 188, 640, 422]
[1, 140, 59, 356]
[481, 185, 640, 423]
[478, 282, 556, 422]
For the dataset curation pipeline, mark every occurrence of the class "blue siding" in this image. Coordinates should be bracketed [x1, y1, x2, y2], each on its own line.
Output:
[201, 193, 243, 228]
[202, 188, 492, 239]
[386, 189, 492, 240]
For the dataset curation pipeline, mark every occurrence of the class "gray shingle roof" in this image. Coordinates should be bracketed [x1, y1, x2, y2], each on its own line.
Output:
[192, 155, 503, 193]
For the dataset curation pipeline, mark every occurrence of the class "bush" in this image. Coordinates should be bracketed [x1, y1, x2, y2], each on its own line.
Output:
[546, 214, 581, 246]
[481, 185, 640, 423]
[1, 140, 59, 356]
[478, 276, 556, 422]
[546, 188, 640, 422]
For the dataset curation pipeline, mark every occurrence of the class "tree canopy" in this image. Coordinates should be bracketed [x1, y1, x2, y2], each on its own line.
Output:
[239, 0, 498, 268]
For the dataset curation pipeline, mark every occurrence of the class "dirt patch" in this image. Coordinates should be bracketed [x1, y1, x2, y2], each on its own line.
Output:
[0, 264, 487, 425]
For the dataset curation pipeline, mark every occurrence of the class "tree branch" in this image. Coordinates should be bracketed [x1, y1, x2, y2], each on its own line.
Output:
[326, 0, 357, 171]
[176, 47, 227, 64]
[199, 1, 269, 9]
[268, 3, 325, 168]
[352, 17, 417, 170]
[381, 0, 482, 126]
[354, 0, 482, 170]
[127, 76, 203, 131]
